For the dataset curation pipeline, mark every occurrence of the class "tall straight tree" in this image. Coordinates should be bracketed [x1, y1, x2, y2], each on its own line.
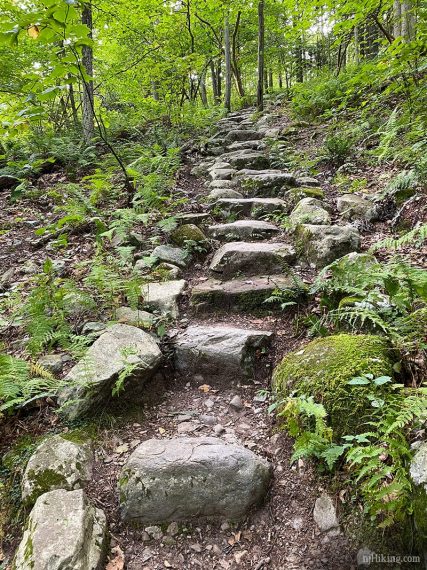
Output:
[257, 0, 265, 111]
[81, 0, 94, 143]
[224, 11, 232, 111]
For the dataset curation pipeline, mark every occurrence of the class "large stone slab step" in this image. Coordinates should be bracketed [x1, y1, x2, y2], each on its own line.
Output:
[172, 324, 273, 382]
[210, 241, 296, 279]
[191, 274, 306, 313]
[207, 220, 280, 241]
[119, 437, 271, 523]
[212, 197, 287, 219]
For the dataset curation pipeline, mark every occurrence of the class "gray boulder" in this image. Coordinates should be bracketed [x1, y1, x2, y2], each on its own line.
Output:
[208, 179, 239, 190]
[172, 325, 273, 382]
[294, 224, 360, 267]
[289, 197, 331, 226]
[313, 493, 339, 532]
[207, 220, 280, 241]
[226, 140, 266, 152]
[58, 324, 162, 419]
[115, 306, 155, 328]
[210, 241, 295, 279]
[152, 244, 190, 268]
[119, 437, 271, 523]
[218, 150, 269, 170]
[37, 353, 70, 375]
[13, 489, 107, 570]
[296, 176, 320, 187]
[336, 194, 377, 221]
[141, 279, 187, 318]
[207, 189, 243, 201]
[236, 170, 296, 195]
[223, 129, 263, 143]
[410, 442, 427, 557]
[213, 197, 287, 219]
[209, 167, 236, 181]
[22, 434, 92, 506]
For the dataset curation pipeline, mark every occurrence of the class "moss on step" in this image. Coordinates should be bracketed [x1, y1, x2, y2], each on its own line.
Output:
[170, 224, 207, 246]
[273, 334, 393, 437]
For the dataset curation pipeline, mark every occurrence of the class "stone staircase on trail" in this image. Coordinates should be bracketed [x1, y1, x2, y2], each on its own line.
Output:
[14, 105, 370, 569]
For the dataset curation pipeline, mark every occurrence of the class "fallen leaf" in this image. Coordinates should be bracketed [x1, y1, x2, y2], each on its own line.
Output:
[114, 444, 129, 454]
[158, 427, 166, 434]
[198, 384, 211, 393]
[106, 546, 125, 570]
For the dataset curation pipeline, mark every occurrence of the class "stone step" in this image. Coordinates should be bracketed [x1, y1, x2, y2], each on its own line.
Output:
[207, 220, 281, 241]
[217, 150, 270, 170]
[141, 279, 187, 318]
[226, 140, 266, 152]
[209, 241, 296, 280]
[223, 129, 264, 143]
[191, 274, 306, 313]
[172, 324, 273, 382]
[235, 170, 297, 196]
[212, 197, 287, 219]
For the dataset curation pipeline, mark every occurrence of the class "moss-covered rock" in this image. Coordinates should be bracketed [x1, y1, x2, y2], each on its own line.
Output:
[284, 187, 325, 209]
[273, 334, 393, 437]
[170, 224, 207, 246]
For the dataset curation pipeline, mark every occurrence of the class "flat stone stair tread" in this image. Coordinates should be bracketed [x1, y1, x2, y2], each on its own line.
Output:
[209, 241, 296, 279]
[191, 274, 305, 312]
[212, 197, 287, 217]
[207, 220, 281, 241]
[172, 324, 273, 381]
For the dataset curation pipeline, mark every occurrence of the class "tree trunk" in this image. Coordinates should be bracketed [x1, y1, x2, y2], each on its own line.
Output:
[200, 68, 208, 106]
[232, 11, 245, 97]
[224, 13, 232, 111]
[268, 69, 273, 89]
[257, 0, 265, 111]
[151, 80, 159, 101]
[401, 0, 415, 41]
[278, 72, 283, 89]
[210, 60, 220, 103]
[216, 60, 222, 100]
[81, 1, 94, 144]
[394, 0, 402, 37]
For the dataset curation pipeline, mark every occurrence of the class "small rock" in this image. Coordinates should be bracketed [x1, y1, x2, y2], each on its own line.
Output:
[234, 550, 248, 564]
[213, 545, 223, 556]
[199, 414, 217, 426]
[37, 353, 70, 375]
[313, 493, 339, 532]
[220, 521, 230, 531]
[230, 395, 243, 411]
[167, 522, 179, 536]
[177, 421, 198, 434]
[145, 525, 163, 540]
[213, 424, 225, 435]
[190, 543, 203, 553]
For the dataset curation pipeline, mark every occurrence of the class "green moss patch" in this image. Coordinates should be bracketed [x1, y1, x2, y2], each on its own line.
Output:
[273, 334, 393, 437]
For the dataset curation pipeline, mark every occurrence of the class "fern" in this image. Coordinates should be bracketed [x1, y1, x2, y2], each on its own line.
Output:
[371, 224, 427, 251]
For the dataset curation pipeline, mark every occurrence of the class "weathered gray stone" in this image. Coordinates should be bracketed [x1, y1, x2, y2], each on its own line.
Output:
[37, 353, 70, 375]
[236, 170, 297, 195]
[119, 437, 271, 523]
[212, 198, 287, 219]
[296, 176, 320, 187]
[336, 194, 377, 221]
[175, 212, 210, 225]
[172, 325, 273, 381]
[152, 245, 190, 268]
[410, 442, 427, 557]
[226, 140, 266, 152]
[190, 161, 214, 177]
[207, 220, 280, 241]
[208, 179, 239, 190]
[141, 279, 187, 318]
[313, 494, 339, 532]
[58, 324, 162, 419]
[115, 306, 155, 328]
[209, 167, 236, 181]
[294, 224, 360, 268]
[210, 242, 296, 279]
[223, 130, 263, 143]
[289, 197, 331, 226]
[218, 150, 269, 171]
[207, 186, 242, 199]
[22, 434, 92, 506]
[191, 274, 305, 313]
[13, 489, 107, 570]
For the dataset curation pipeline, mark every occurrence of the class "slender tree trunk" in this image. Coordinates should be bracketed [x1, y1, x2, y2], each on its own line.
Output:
[278, 71, 283, 89]
[401, 0, 415, 41]
[224, 13, 232, 111]
[151, 80, 159, 101]
[394, 0, 402, 37]
[210, 60, 220, 103]
[231, 11, 245, 97]
[268, 69, 273, 89]
[68, 82, 79, 128]
[81, 1, 94, 144]
[216, 60, 222, 99]
[200, 68, 208, 106]
[257, 0, 265, 111]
